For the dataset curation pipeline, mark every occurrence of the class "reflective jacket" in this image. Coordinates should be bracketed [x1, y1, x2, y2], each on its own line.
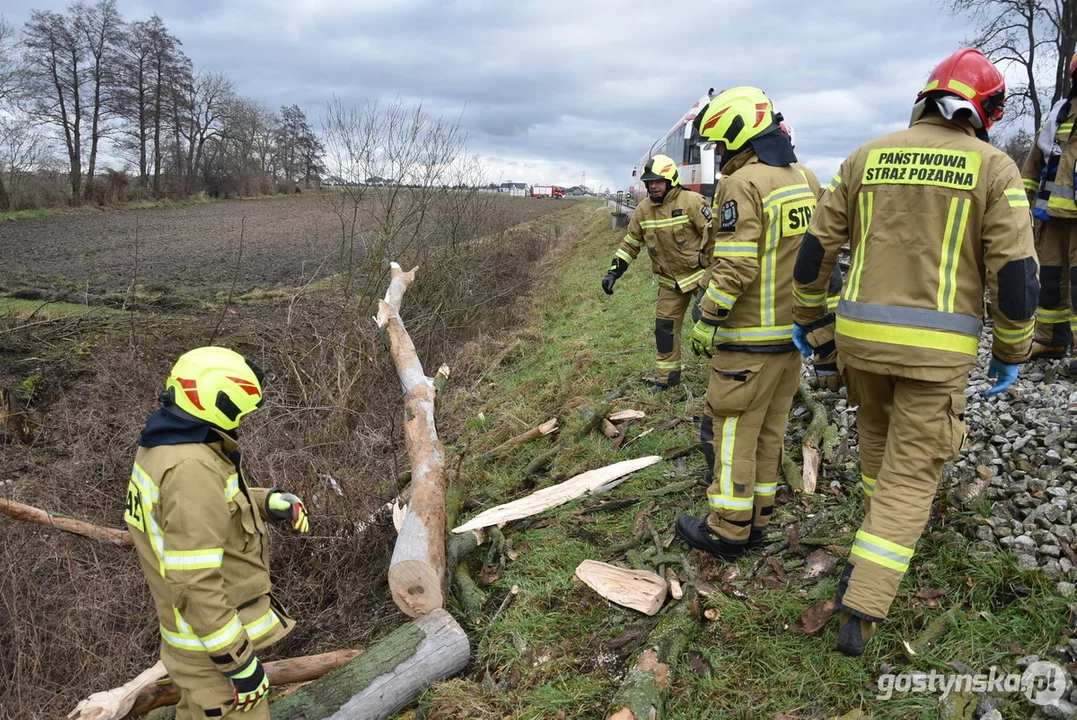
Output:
[1021, 98, 1077, 218]
[793, 115, 1039, 381]
[616, 185, 713, 291]
[125, 413, 292, 675]
[699, 150, 821, 351]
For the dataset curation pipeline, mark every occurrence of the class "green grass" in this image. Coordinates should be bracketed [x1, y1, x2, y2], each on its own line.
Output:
[0, 208, 51, 221]
[419, 205, 1069, 720]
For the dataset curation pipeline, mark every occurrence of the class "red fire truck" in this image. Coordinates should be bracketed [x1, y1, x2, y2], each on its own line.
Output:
[531, 185, 566, 199]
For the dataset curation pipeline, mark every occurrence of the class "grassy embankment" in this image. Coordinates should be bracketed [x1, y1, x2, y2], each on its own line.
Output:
[424, 204, 1068, 720]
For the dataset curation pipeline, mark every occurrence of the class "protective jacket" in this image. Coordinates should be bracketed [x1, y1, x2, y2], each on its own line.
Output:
[616, 185, 713, 291]
[793, 115, 1039, 381]
[125, 411, 293, 677]
[699, 151, 821, 352]
[1022, 98, 1077, 218]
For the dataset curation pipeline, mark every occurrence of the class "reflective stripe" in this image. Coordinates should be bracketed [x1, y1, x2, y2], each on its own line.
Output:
[713, 325, 794, 342]
[721, 416, 737, 498]
[850, 530, 913, 573]
[640, 216, 691, 229]
[1046, 180, 1074, 199]
[836, 316, 979, 356]
[163, 548, 224, 571]
[946, 78, 975, 99]
[677, 269, 705, 289]
[1037, 307, 1070, 322]
[845, 192, 873, 301]
[827, 175, 842, 192]
[615, 248, 634, 264]
[199, 615, 245, 652]
[623, 234, 643, 249]
[132, 464, 160, 504]
[244, 610, 281, 642]
[762, 184, 815, 210]
[793, 285, 826, 307]
[1048, 195, 1077, 211]
[225, 473, 240, 502]
[755, 482, 777, 496]
[838, 299, 982, 337]
[861, 474, 876, 497]
[714, 241, 757, 258]
[993, 324, 1034, 344]
[160, 624, 204, 650]
[161, 611, 279, 652]
[1004, 188, 1029, 208]
[131, 463, 167, 575]
[1023, 178, 1038, 192]
[761, 203, 781, 326]
[656, 360, 682, 370]
[1059, 122, 1075, 137]
[706, 283, 737, 309]
[655, 274, 678, 289]
[826, 296, 840, 312]
[937, 198, 969, 313]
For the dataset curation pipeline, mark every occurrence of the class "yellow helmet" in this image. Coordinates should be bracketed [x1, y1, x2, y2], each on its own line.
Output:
[162, 346, 265, 430]
[694, 86, 776, 152]
[639, 154, 680, 187]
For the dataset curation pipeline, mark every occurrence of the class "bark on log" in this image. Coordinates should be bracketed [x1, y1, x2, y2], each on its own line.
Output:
[1, 498, 133, 547]
[605, 588, 700, 719]
[797, 382, 829, 494]
[270, 608, 470, 720]
[479, 418, 559, 461]
[452, 456, 661, 533]
[376, 262, 447, 618]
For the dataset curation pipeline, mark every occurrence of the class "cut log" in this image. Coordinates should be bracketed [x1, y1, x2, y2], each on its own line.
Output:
[69, 661, 168, 720]
[479, 417, 559, 460]
[609, 409, 646, 422]
[270, 608, 469, 720]
[452, 455, 661, 534]
[376, 262, 447, 618]
[601, 419, 621, 439]
[575, 559, 668, 616]
[605, 588, 699, 719]
[796, 382, 828, 494]
[1, 498, 133, 548]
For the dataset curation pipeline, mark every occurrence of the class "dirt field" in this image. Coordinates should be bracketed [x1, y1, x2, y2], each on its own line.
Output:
[0, 193, 568, 295]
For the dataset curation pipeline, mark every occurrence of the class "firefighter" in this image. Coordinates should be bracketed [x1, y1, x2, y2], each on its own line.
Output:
[124, 347, 310, 717]
[1022, 54, 1077, 358]
[602, 154, 713, 392]
[674, 87, 822, 559]
[792, 48, 1038, 655]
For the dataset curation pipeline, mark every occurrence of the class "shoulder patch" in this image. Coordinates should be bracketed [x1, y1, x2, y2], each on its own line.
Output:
[701, 206, 712, 221]
[671, 208, 685, 217]
[718, 200, 738, 232]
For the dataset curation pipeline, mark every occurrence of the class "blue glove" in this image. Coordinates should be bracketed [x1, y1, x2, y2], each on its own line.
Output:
[985, 357, 1018, 398]
[792, 325, 812, 358]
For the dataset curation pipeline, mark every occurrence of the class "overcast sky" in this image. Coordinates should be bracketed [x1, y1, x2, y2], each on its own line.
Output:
[4, 0, 985, 190]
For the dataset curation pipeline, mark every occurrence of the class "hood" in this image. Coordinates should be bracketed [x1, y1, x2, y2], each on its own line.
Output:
[138, 408, 237, 449]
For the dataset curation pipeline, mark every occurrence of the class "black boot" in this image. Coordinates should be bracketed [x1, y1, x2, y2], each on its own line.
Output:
[649, 381, 669, 394]
[836, 611, 877, 656]
[675, 516, 746, 561]
[747, 527, 764, 550]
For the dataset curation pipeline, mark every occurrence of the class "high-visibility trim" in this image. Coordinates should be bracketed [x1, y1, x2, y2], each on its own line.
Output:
[225, 474, 240, 502]
[861, 474, 876, 498]
[708, 494, 755, 511]
[656, 360, 682, 370]
[827, 295, 840, 312]
[993, 324, 1034, 344]
[714, 241, 758, 257]
[1046, 181, 1075, 199]
[655, 274, 678, 289]
[615, 248, 635, 264]
[132, 464, 160, 504]
[793, 285, 827, 307]
[623, 234, 643, 249]
[937, 197, 969, 313]
[163, 548, 224, 571]
[706, 283, 737, 309]
[198, 615, 245, 652]
[922, 79, 940, 92]
[1048, 195, 1077, 211]
[836, 316, 979, 356]
[1058, 122, 1075, 137]
[160, 624, 203, 650]
[838, 299, 982, 336]
[244, 610, 281, 642]
[161, 610, 278, 652]
[762, 184, 815, 210]
[845, 192, 873, 301]
[761, 204, 781, 326]
[720, 416, 737, 499]
[134, 463, 167, 577]
[755, 482, 777, 497]
[946, 78, 975, 99]
[1023, 178, 1039, 192]
[677, 269, 705, 289]
[827, 175, 842, 192]
[640, 216, 692, 229]
[1003, 188, 1030, 208]
[713, 325, 794, 342]
[850, 530, 913, 573]
[1037, 307, 1069, 322]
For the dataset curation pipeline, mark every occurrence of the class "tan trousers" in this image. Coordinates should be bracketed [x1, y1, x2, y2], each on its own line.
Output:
[1034, 218, 1077, 346]
[161, 643, 268, 720]
[701, 350, 802, 543]
[655, 285, 695, 385]
[838, 366, 967, 621]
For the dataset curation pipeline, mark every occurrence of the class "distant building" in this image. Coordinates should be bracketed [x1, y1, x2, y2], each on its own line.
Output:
[499, 182, 529, 197]
[565, 185, 592, 196]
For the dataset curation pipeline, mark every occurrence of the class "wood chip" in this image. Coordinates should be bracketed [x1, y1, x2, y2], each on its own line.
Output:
[574, 560, 668, 615]
[609, 410, 647, 422]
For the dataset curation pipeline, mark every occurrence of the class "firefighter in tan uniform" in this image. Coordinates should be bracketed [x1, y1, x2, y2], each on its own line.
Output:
[792, 48, 1038, 655]
[1022, 54, 1077, 358]
[602, 154, 713, 392]
[673, 87, 821, 559]
[125, 347, 310, 717]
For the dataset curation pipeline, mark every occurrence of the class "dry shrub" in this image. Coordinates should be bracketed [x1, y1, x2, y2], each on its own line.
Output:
[0, 203, 576, 718]
[7, 169, 68, 210]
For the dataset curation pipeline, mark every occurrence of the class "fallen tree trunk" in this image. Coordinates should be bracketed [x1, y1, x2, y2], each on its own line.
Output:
[1, 498, 133, 548]
[376, 262, 447, 618]
[480, 417, 559, 461]
[270, 608, 469, 720]
[797, 382, 829, 494]
[452, 455, 661, 534]
[605, 588, 700, 719]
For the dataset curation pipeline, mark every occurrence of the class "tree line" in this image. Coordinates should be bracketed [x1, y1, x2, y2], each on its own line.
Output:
[0, 1, 325, 211]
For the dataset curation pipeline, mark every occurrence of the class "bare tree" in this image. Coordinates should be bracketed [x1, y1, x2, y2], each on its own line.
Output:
[0, 15, 23, 210]
[72, 0, 122, 201]
[177, 70, 234, 193]
[22, 8, 86, 203]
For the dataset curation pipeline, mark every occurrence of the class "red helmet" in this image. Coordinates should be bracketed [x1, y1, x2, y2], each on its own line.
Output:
[915, 48, 1005, 130]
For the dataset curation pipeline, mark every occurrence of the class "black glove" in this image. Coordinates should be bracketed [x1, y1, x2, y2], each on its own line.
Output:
[602, 273, 618, 295]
